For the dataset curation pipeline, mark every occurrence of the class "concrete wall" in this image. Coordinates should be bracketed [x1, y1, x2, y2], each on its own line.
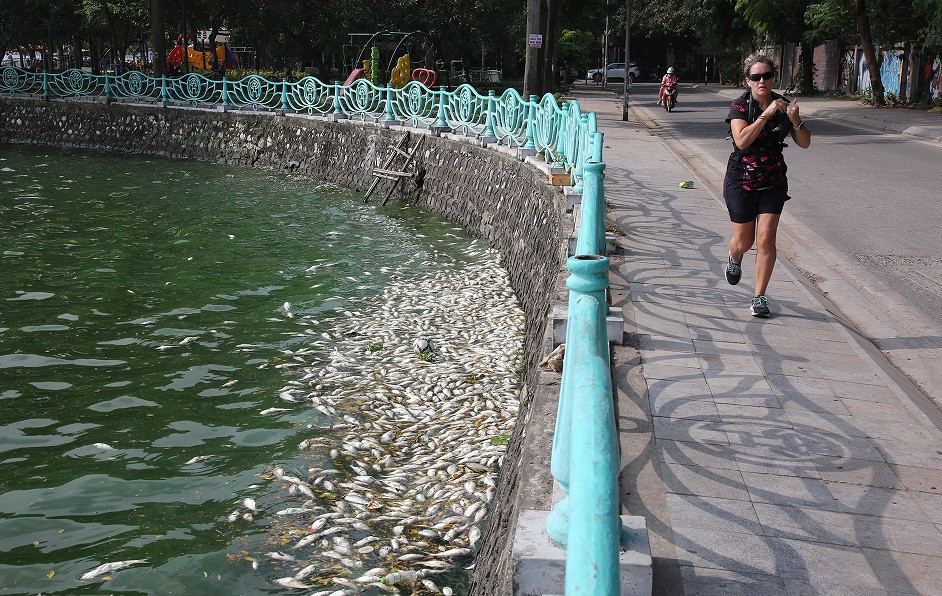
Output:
[0, 97, 567, 595]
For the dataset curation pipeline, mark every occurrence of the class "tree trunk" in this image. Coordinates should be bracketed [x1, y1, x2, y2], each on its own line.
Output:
[95, 0, 121, 69]
[151, 0, 166, 76]
[798, 42, 815, 94]
[541, 0, 559, 94]
[523, 0, 542, 97]
[854, 0, 884, 105]
[71, 37, 82, 71]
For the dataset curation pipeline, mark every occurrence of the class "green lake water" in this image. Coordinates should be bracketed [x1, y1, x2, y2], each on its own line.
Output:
[0, 145, 484, 594]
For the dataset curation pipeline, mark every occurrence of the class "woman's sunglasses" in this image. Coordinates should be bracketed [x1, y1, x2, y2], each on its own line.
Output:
[748, 71, 776, 81]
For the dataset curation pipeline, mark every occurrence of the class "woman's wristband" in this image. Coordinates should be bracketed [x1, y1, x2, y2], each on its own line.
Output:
[794, 120, 804, 130]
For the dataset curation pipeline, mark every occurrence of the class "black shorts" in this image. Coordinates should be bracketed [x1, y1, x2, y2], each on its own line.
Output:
[723, 179, 790, 224]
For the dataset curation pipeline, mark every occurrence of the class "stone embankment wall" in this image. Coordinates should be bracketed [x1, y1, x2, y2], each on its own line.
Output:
[0, 97, 567, 595]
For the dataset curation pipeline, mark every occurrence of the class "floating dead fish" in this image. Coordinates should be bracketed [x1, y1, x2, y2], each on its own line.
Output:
[184, 455, 213, 465]
[80, 559, 148, 580]
[274, 577, 310, 589]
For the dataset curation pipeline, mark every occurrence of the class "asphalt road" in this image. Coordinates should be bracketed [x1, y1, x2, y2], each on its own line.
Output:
[626, 82, 942, 340]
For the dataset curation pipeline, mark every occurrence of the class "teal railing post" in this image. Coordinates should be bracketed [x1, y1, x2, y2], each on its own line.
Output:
[42, 69, 49, 100]
[331, 81, 347, 120]
[220, 77, 229, 110]
[555, 113, 568, 167]
[573, 114, 589, 193]
[521, 94, 537, 155]
[104, 71, 112, 104]
[160, 75, 169, 106]
[432, 86, 451, 134]
[481, 90, 497, 145]
[575, 157, 606, 257]
[546, 254, 611, 546]
[592, 129, 604, 163]
[384, 85, 396, 126]
[565, 293, 619, 595]
[280, 78, 289, 114]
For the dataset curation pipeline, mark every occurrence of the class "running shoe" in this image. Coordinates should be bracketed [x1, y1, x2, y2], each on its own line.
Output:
[750, 295, 770, 318]
[725, 254, 742, 285]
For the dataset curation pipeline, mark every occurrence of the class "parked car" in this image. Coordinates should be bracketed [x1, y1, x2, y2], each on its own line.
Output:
[588, 62, 640, 83]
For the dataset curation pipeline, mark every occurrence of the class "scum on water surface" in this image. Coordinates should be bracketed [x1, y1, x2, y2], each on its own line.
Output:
[229, 246, 525, 593]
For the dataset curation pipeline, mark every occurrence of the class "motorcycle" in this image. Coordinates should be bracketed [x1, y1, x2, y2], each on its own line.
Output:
[663, 80, 678, 112]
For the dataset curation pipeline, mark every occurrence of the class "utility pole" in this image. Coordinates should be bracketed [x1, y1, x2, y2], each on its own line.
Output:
[621, 0, 631, 120]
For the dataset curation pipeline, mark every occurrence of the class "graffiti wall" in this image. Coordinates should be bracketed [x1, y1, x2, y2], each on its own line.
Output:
[880, 50, 904, 95]
[926, 54, 942, 100]
[854, 48, 904, 97]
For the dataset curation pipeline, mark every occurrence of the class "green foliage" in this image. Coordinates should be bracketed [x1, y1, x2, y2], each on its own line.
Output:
[556, 29, 595, 69]
[916, 0, 942, 47]
[805, 0, 855, 44]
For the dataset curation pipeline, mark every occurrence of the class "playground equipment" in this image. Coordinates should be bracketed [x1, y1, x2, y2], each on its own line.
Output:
[167, 36, 238, 72]
[344, 31, 433, 87]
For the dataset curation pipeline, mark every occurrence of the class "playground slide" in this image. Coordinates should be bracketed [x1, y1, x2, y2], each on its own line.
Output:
[167, 45, 238, 71]
[343, 68, 366, 86]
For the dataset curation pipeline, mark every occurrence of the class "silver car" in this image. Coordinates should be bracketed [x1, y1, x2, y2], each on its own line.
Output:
[588, 62, 640, 83]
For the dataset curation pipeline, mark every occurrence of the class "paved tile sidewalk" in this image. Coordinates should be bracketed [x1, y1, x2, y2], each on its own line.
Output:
[573, 88, 942, 594]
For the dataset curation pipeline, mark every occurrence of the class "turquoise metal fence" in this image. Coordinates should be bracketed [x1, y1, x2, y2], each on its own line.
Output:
[0, 64, 622, 594]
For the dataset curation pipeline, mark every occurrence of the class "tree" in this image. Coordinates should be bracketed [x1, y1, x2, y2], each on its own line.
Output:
[853, 0, 886, 104]
[557, 29, 595, 81]
[150, 0, 165, 75]
[737, 0, 817, 94]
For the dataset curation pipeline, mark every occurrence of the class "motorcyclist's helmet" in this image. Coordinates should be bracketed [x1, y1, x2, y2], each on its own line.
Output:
[667, 67, 675, 74]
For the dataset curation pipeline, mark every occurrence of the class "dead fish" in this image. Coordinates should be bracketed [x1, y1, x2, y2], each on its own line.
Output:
[267, 551, 296, 562]
[432, 548, 471, 559]
[80, 559, 148, 580]
[276, 507, 314, 516]
[293, 534, 318, 549]
[243, 498, 259, 511]
[92, 443, 115, 450]
[274, 577, 310, 589]
[184, 455, 213, 465]
[260, 407, 291, 415]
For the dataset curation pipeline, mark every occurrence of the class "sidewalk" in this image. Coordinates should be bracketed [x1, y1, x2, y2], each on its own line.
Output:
[572, 87, 942, 594]
[700, 84, 942, 145]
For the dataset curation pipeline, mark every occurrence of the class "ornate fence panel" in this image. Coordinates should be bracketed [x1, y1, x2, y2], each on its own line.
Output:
[490, 88, 530, 147]
[283, 76, 335, 116]
[165, 73, 222, 108]
[442, 84, 489, 138]
[1, 66, 42, 95]
[530, 93, 567, 161]
[224, 74, 283, 111]
[389, 81, 440, 129]
[111, 71, 161, 103]
[338, 78, 384, 121]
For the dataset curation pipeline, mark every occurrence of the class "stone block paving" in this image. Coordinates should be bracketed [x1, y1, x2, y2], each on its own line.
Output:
[574, 89, 942, 595]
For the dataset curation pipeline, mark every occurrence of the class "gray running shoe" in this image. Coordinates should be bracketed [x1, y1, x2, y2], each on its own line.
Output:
[725, 254, 742, 285]
[750, 295, 770, 318]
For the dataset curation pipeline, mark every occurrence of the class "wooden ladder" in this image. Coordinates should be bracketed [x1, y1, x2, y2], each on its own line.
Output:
[363, 132, 424, 206]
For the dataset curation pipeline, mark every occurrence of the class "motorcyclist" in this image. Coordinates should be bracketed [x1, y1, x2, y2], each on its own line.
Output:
[658, 67, 678, 106]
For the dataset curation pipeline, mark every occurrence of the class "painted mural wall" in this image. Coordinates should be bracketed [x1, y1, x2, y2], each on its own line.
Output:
[926, 54, 942, 100]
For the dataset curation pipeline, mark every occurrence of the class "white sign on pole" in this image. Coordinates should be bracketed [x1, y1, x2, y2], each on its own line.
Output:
[528, 34, 543, 48]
